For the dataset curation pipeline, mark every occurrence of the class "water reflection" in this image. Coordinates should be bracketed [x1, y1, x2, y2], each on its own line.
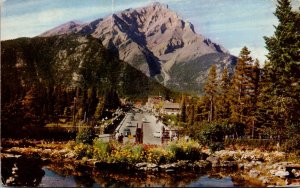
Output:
[2, 158, 245, 187]
[1, 155, 45, 186]
[38, 169, 100, 187]
[188, 176, 235, 187]
[38, 166, 242, 187]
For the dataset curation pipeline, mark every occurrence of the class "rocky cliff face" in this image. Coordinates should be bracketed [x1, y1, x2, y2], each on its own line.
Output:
[40, 2, 236, 93]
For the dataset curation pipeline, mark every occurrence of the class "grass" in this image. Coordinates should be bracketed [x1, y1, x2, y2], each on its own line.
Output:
[66, 138, 206, 164]
[45, 122, 73, 127]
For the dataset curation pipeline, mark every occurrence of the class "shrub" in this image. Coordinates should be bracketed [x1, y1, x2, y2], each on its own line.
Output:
[282, 123, 300, 153]
[209, 142, 224, 153]
[224, 138, 277, 150]
[93, 139, 112, 161]
[110, 148, 132, 163]
[65, 141, 76, 150]
[197, 123, 226, 152]
[74, 143, 93, 159]
[146, 147, 173, 164]
[167, 139, 205, 161]
[167, 143, 184, 161]
[76, 126, 96, 145]
[131, 144, 145, 163]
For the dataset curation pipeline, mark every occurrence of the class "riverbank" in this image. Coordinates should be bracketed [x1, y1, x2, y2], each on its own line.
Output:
[1, 139, 300, 186]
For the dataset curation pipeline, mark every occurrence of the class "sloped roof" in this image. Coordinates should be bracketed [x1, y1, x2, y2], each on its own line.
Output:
[163, 102, 180, 109]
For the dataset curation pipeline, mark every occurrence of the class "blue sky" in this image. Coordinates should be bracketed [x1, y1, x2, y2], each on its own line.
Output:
[1, 0, 300, 63]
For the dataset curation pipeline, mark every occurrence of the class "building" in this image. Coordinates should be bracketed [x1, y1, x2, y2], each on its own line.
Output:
[145, 96, 163, 113]
[161, 102, 181, 115]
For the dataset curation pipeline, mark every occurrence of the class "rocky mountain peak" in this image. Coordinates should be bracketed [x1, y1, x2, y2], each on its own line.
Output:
[39, 3, 235, 93]
[40, 21, 83, 37]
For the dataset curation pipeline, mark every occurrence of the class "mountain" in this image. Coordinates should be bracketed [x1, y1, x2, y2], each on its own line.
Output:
[40, 21, 83, 36]
[1, 34, 178, 130]
[1, 34, 174, 102]
[40, 2, 236, 93]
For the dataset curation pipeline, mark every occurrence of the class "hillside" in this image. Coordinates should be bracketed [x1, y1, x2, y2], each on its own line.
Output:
[1, 34, 175, 128]
[40, 2, 236, 93]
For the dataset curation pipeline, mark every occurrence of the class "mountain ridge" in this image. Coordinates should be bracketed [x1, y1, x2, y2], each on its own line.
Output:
[40, 2, 236, 93]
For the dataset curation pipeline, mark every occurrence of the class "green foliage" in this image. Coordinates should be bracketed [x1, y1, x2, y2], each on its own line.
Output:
[197, 123, 227, 152]
[282, 123, 300, 153]
[76, 126, 96, 145]
[168, 53, 236, 94]
[167, 139, 206, 161]
[93, 139, 112, 161]
[204, 65, 218, 122]
[74, 143, 93, 159]
[65, 138, 206, 164]
[229, 47, 259, 131]
[94, 100, 104, 120]
[146, 147, 173, 164]
[258, 0, 300, 145]
[224, 138, 277, 150]
[180, 95, 187, 123]
[1, 34, 178, 134]
[65, 141, 76, 150]
[216, 67, 231, 120]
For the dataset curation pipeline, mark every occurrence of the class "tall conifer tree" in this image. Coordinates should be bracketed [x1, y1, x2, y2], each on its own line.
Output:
[260, 0, 300, 140]
[204, 65, 218, 122]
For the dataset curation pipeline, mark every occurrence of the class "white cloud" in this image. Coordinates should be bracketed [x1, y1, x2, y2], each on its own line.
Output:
[229, 46, 268, 67]
[1, 1, 151, 40]
[2, 6, 112, 40]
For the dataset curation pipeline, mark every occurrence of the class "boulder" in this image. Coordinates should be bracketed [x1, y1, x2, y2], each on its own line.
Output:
[65, 152, 75, 159]
[249, 169, 260, 178]
[291, 169, 300, 178]
[274, 170, 289, 179]
[5, 176, 15, 185]
[159, 163, 178, 169]
[259, 176, 270, 184]
[135, 163, 158, 171]
[146, 163, 158, 169]
[270, 169, 277, 175]
[219, 161, 238, 168]
[194, 160, 211, 169]
[206, 156, 220, 167]
[135, 162, 147, 168]
[244, 163, 254, 170]
[238, 163, 244, 170]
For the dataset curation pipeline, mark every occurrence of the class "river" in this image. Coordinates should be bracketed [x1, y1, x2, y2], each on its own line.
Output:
[38, 167, 240, 187]
[3, 159, 247, 187]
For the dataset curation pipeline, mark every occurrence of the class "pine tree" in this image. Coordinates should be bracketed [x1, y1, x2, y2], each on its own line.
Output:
[22, 85, 43, 123]
[263, 0, 300, 99]
[204, 65, 218, 122]
[229, 47, 258, 134]
[87, 87, 98, 118]
[94, 99, 104, 120]
[260, 0, 300, 140]
[180, 95, 187, 124]
[187, 103, 195, 127]
[247, 59, 261, 137]
[216, 67, 231, 120]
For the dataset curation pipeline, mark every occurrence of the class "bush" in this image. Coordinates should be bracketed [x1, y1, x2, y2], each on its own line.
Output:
[146, 147, 173, 164]
[65, 141, 76, 150]
[76, 126, 96, 145]
[167, 143, 184, 161]
[93, 139, 112, 161]
[74, 143, 93, 159]
[282, 123, 300, 153]
[224, 138, 277, 150]
[167, 139, 205, 161]
[209, 142, 224, 153]
[197, 123, 226, 152]
[131, 144, 145, 163]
